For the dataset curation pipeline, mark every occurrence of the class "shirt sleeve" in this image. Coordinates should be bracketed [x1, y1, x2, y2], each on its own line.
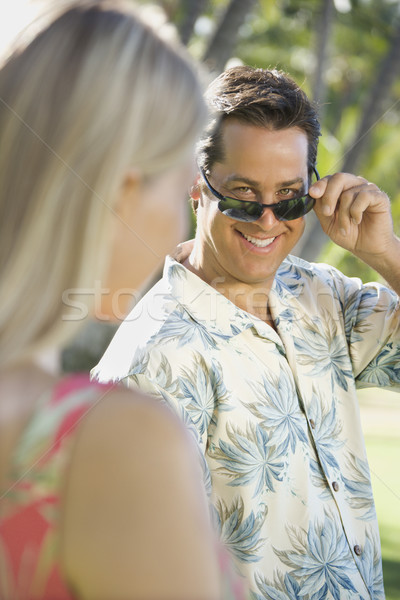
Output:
[329, 267, 400, 389]
[122, 348, 214, 496]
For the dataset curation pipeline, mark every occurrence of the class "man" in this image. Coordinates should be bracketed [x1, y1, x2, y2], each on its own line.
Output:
[93, 66, 400, 599]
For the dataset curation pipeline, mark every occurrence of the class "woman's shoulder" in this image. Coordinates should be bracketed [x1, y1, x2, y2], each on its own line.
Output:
[64, 378, 200, 510]
[61, 379, 222, 599]
[74, 375, 191, 450]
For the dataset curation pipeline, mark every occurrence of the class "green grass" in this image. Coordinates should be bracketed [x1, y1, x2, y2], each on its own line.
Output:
[359, 389, 400, 599]
[365, 435, 400, 599]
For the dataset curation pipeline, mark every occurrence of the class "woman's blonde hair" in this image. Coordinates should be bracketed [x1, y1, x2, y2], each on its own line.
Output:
[0, 0, 207, 369]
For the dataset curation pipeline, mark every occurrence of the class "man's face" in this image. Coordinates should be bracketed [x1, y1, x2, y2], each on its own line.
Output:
[194, 120, 309, 293]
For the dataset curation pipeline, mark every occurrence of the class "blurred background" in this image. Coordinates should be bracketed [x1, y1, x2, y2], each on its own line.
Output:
[3, 0, 398, 596]
[160, 0, 400, 279]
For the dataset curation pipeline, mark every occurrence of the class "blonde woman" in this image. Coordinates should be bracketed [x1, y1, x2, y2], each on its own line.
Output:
[0, 3, 245, 599]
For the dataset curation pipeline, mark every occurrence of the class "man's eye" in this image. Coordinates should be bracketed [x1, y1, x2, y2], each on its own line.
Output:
[278, 188, 301, 199]
[234, 186, 253, 196]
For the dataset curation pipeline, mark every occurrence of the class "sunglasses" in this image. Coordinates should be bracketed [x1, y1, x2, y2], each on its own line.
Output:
[200, 167, 320, 223]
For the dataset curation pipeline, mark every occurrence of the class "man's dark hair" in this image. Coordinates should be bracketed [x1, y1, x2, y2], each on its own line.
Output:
[197, 65, 321, 179]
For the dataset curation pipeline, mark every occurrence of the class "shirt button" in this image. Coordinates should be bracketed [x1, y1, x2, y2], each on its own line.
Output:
[309, 418, 316, 429]
[354, 545, 362, 556]
[332, 481, 339, 492]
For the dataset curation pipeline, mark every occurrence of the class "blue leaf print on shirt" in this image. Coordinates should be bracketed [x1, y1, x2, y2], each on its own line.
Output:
[307, 393, 343, 473]
[177, 356, 230, 436]
[309, 459, 331, 498]
[178, 369, 215, 435]
[252, 571, 302, 599]
[274, 308, 296, 330]
[126, 346, 150, 376]
[231, 324, 243, 336]
[150, 306, 220, 349]
[340, 285, 377, 342]
[248, 370, 308, 455]
[128, 351, 182, 398]
[357, 529, 385, 599]
[210, 423, 284, 497]
[342, 453, 376, 521]
[357, 342, 400, 387]
[275, 260, 309, 299]
[275, 511, 358, 600]
[293, 315, 353, 391]
[213, 497, 267, 564]
[168, 261, 188, 281]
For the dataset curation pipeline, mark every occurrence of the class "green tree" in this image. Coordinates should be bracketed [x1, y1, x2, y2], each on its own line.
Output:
[202, 0, 259, 73]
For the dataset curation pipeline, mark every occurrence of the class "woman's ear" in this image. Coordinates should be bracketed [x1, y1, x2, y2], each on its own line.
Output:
[115, 168, 142, 217]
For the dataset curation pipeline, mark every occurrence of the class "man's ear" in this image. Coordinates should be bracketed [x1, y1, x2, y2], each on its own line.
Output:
[189, 174, 201, 201]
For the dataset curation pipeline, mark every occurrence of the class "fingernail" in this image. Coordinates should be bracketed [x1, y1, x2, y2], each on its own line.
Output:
[323, 206, 331, 216]
[340, 228, 347, 237]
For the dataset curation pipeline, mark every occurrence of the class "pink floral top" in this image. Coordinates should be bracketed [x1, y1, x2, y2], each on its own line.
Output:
[0, 373, 246, 600]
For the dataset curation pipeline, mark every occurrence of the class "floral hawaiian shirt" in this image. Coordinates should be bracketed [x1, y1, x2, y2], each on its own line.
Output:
[94, 252, 400, 600]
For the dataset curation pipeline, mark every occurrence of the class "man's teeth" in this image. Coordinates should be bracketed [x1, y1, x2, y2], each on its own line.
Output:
[242, 233, 275, 248]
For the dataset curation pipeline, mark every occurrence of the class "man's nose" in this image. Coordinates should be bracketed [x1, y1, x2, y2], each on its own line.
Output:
[257, 205, 280, 227]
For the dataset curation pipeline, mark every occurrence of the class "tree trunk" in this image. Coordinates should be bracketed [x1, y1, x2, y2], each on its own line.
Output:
[179, 0, 208, 45]
[312, 0, 335, 120]
[202, 0, 258, 73]
[342, 18, 400, 174]
[299, 18, 400, 262]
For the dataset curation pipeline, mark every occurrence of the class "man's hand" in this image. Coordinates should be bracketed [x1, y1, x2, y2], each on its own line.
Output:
[309, 172, 400, 295]
[309, 172, 394, 262]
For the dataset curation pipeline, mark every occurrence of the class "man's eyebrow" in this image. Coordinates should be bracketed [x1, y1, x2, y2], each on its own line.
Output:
[224, 174, 305, 187]
[279, 177, 305, 187]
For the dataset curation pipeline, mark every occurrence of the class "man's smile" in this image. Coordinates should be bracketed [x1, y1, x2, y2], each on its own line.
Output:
[240, 232, 277, 248]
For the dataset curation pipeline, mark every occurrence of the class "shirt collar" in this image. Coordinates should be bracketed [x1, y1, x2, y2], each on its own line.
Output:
[162, 253, 286, 348]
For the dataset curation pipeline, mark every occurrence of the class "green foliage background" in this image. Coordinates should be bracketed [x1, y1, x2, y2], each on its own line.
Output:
[161, 0, 400, 282]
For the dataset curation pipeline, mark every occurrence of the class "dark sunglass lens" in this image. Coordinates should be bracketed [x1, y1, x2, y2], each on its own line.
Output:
[219, 199, 262, 222]
[300, 195, 315, 217]
[275, 196, 315, 221]
[243, 201, 263, 220]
